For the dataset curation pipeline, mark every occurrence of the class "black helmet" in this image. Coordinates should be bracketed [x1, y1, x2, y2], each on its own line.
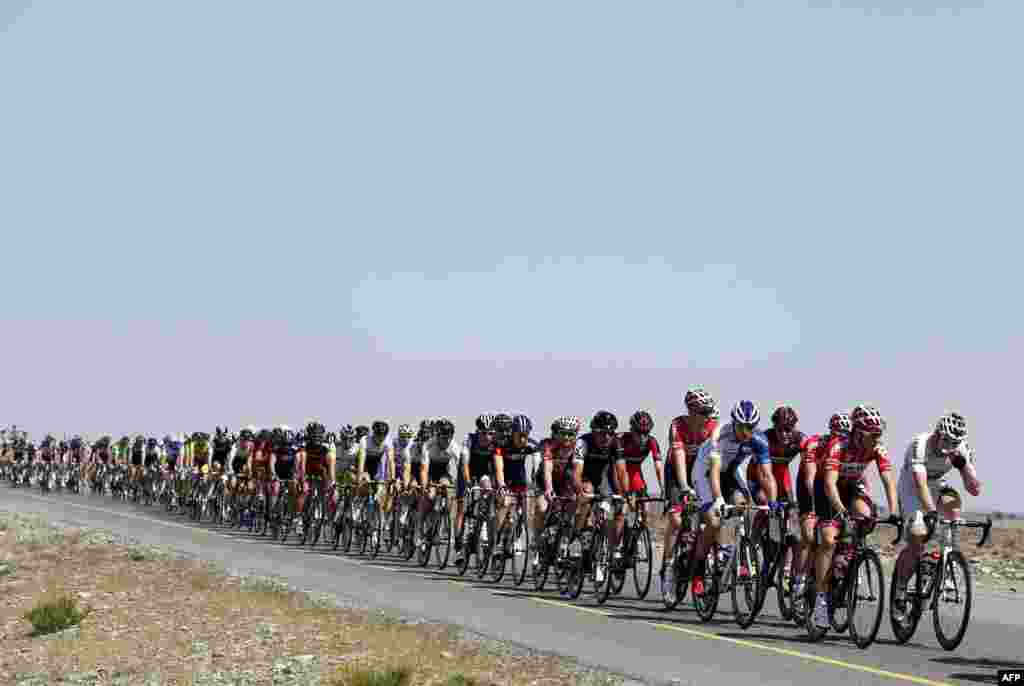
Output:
[371, 420, 389, 436]
[305, 421, 326, 443]
[475, 414, 497, 433]
[590, 411, 619, 433]
[771, 405, 799, 430]
[629, 410, 654, 434]
[434, 418, 455, 438]
[494, 413, 514, 434]
[355, 425, 370, 440]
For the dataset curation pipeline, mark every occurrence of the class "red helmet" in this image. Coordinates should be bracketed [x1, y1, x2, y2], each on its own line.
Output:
[853, 406, 885, 435]
[684, 388, 715, 414]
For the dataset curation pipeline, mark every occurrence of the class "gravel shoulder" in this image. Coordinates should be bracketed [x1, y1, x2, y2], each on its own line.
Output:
[0, 510, 630, 686]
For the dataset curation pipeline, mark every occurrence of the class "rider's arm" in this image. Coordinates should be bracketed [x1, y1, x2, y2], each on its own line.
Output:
[651, 437, 664, 494]
[355, 437, 367, 480]
[954, 444, 981, 497]
[386, 445, 395, 482]
[328, 445, 337, 484]
[493, 449, 506, 490]
[613, 457, 628, 495]
[668, 421, 691, 490]
[875, 446, 898, 514]
[572, 440, 586, 495]
[907, 436, 936, 511]
[709, 457, 722, 501]
[419, 452, 429, 488]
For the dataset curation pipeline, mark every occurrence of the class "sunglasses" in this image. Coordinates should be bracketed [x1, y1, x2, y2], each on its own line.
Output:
[735, 423, 757, 433]
[555, 431, 577, 441]
[939, 435, 962, 450]
[594, 430, 616, 438]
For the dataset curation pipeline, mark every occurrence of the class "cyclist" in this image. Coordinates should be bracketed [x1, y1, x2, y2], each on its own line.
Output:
[891, 412, 980, 620]
[67, 434, 88, 486]
[128, 435, 145, 489]
[357, 420, 393, 491]
[493, 414, 538, 554]
[791, 413, 850, 601]
[689, 400, 778, 599]
[662, 388, 718, 604]
[614, 410, 663, 567]
[388, 424, 416, 513]
[142, 436, 163, 494]
[416, 418, 462, 549]
[211, 427, 235, 481]
[335, 425, 361, 487]
[534, 416, 582, 561]
[269, 425, 299, 519]
[812, 405, 899, 629]
[456, 414, 500, 566]
[296, 421, 334, 532]
[568, 411, 620, 581]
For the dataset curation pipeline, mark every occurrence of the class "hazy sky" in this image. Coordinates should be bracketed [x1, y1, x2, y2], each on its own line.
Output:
[2, 1, 1020, 509]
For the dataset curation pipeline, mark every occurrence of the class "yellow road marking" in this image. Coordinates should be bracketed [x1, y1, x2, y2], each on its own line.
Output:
[530, 597, 951, 686]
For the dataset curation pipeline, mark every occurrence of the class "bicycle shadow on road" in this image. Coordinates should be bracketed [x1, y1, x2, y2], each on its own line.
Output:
[935, 655, 1024, 682]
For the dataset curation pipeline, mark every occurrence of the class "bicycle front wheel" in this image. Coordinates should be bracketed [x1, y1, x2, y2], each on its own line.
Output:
[848, 549, 885, 649]
[632, 526, 653, 600]
[934, 550, 973, 651]
[732, 537, 763, 629]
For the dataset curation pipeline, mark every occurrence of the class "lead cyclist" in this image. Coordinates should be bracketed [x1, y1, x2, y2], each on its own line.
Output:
[891, 412, 981, 620]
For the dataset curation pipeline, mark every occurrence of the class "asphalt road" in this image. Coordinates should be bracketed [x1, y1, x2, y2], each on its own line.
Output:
[3, 486, 1022, 686]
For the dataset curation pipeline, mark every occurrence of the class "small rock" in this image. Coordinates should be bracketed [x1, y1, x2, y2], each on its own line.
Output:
[78, 592, 92, 599]
[441, 651, 454, 659]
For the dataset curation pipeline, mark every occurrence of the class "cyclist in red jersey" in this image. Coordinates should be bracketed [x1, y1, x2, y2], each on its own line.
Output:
[811, 405, 899, 629]
[790, 412, 850, 600]
[613, 410, 663, 562]
[660, 388, 717, 605]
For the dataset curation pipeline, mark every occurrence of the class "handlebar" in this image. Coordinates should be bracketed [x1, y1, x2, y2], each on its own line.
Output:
[924, 514, 993, 547]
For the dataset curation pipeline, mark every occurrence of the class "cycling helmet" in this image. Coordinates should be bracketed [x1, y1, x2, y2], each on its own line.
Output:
[475, 414, 497, 433]
[192, 431, 210, 442]
[853, 406, 885, 435]
[146, 437, 159, 448]
[710, 406, 721, 421]
[828, 412, 852, 436]
[434, 418, 455, 438]
[338, 424, 356, 442]
[935, 412, 967, 443]
[685, 388, 716, 414]
[511, 414, 533, 435]
[371, 420, 389, 436]
[70, 435, 83, 450]
[239, 427, 255, 441]
[132, 434, 144, 445]
[355, 425, 370, 440]
[771, 405, 799, 430]
[397, 424, 415, 440]
[494, 413, 514, 434]
[590, 410, 619, 433]
[730, 400, 761, 427]
[629, 410, 654, 434]
[305, 421, 326, 443]
[417, 419, 433, 437]
[553, 416, 581, 435]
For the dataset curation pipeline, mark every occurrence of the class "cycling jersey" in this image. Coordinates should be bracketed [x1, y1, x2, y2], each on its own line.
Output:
[822, 436, 892, 483]
[211, 439, 233, 469]
[693, 422, 771, 507]
[795, 433, 839, 515]
[392, 438, 414, 477]
[616, 432, 661, 494]
[232, 443, 252, 474]
[496, 438, 538, 490]
[273, 438, 297, 480]
[666, 415, 717, 488]
[573, 432, 620, 495]
[165, 443, 182, 468]
[190, 439, 211, 468]
[418, 437, 462, 483]
[359, 435, 392, 480]
[898, 433, 977, 522]
[336, 442, 360, 473]
[131, 442, 145, 466]
[537, 437, 575, 494]
[463, 432, 497, 481]
[144, 444, 162, 467]
[747, 428, 807, 500]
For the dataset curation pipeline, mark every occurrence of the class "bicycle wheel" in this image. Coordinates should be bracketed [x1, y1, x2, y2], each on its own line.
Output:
[847, 549, 885, 649]
[533, 526, 555, 592]
[934, 550, 973, 651]
[476, 517, 493, 580]
[369, 506, 384, 559]
[774, 538, 797, 622]
[457, 520, 475, 577]
[565, 529, 589, 601]
[492, 518, 511, 584]
[434, 506, 452, 569]
[417, 512, 435, 567]
[311, 495, 325, 547]
[633, 526, 653, 599]
[360, 504, 376, 556]
[733, 537, 764, 629]
[694, 547, 720, 623]
[511, 514, 530, 587]
[593, 530, 613, 603]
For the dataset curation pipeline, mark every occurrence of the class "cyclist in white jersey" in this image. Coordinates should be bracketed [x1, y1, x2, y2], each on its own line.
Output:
[416, 419, 464, 547]
[386, 424, 415, 514]
[357, 420, 394, 485]
[893, 412, 981, 617]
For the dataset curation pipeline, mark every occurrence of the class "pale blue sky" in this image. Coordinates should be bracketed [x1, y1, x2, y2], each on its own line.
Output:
[2, 1, 1020, 509]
